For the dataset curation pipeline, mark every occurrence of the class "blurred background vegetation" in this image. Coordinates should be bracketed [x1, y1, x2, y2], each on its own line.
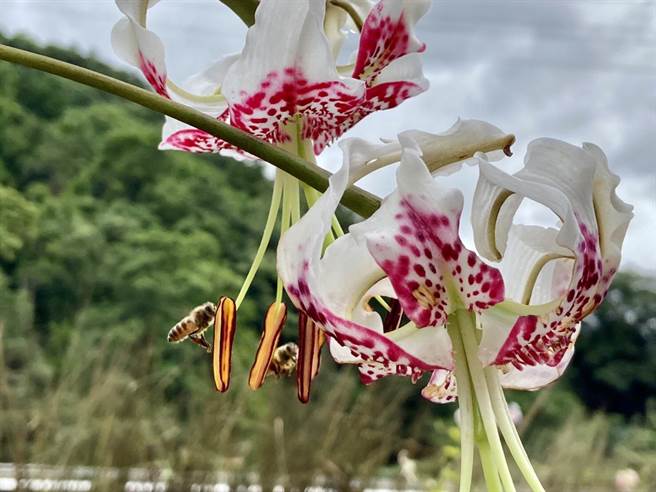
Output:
[0, 35, 655, 491]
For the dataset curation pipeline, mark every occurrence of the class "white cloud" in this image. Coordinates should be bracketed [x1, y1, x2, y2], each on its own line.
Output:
[1, 0, 653, 273]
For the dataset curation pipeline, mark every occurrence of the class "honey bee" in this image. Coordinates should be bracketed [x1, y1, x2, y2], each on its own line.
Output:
[268, 342, 299, 377]
[167, 302, 216, 353]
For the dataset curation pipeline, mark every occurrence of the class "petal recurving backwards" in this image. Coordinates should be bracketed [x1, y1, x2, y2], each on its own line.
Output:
[352, 0, 430, 84]
[112, 0, 168, 96]
[473, 139, 633, 388]
[313, 0, 430, 154]
[351, 134, 505, 329]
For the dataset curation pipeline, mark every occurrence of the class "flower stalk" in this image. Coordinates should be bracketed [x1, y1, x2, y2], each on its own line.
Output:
[0, 44, 515, 221]
[0, 43, 380, 218]
[219, 0, 258, 26]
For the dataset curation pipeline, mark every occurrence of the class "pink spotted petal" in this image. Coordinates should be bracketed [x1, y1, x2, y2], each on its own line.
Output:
[222, 0, 365, 145]
[421, 369, 458, 404]
[353, 0, 430, 85]
[112, 0, 169, 97]
[351, 135, 505, 328]
[480, 306, 580, 390]
[473, 139, 632, 379]
[312, 76, 427, 154]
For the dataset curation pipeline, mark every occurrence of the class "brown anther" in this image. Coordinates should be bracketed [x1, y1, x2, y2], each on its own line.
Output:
[248, 302, 287, 390]
[212, 297, 237, 392]
[297, 312, 323, 404]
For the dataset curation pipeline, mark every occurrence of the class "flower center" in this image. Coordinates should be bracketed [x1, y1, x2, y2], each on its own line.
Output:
[412, 283, 437, 309]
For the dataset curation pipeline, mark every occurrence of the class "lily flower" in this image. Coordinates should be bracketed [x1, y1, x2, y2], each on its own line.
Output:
[277, 125, 631, 490]
[112, 0, 431, 393]
[471, 138, 633, 390]
[277, 120, 511, 400]
[112, 0, 429, 154]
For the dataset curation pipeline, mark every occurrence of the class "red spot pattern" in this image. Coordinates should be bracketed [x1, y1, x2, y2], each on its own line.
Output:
[367, 198, 505, 329]
[163, 129, 239, 154]
[157, 2, 428, 155]
[312, 80, 425, 154]
[138, 52, 168, 98]
[495, 221, 612, 369]
[353, 4, 425, 84]
[285, 266, 447, 385]
[421, 369, 458, 404]
[311, 2, 429, 153]
[229, 67, 362, 148]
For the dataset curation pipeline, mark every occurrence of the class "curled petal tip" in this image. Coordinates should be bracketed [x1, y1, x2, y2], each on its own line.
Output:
[212, 296, 237, 393]
[248, 302, 287, 390]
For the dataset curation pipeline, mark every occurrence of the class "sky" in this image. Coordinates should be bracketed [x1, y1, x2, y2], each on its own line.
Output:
[1, 0, 655, 273]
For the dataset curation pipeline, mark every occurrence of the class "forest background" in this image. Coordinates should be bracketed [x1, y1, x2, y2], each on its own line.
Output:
[0, 35, 655, 491]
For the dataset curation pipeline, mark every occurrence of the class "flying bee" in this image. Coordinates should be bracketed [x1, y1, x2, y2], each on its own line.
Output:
[268, 342, 299, 378]
[167, 301, 216, 353]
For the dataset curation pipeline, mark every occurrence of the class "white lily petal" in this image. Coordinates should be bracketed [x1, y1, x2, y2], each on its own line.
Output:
[353, 0, 430, 84]
[473, 139, 632, 383]
[350, 119, 510, 183]
[499, 225, 573, 304]
[498, 324, 580, 391]
[422, 369, 458, 404]
[112, 0, 168, 96]
[351, 134, 505, 328]
[222, 0, 364, 144]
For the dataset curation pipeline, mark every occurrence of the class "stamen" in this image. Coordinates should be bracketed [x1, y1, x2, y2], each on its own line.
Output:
[212, 297, 237, 392]
[235, 172, 284, 309]
[412, 284, 437, 309]
[248, 302, 288, 390]
[297, 312, 322, 403]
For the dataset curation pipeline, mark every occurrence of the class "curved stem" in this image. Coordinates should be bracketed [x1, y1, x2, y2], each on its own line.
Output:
[447, 321, 475, 492]
[457, 309, 517, 492]
[235, 172, 284, 309]
[485, 367, 546, 492]
[0, 43, 380, 219]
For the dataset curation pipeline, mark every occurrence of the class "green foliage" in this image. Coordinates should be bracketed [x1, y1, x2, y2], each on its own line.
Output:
[570, 273, 656, 415]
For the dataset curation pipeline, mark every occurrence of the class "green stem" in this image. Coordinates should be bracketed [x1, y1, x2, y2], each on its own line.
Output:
[219, 0, 258, 26]
[447, 320, 475, 492]
[0, 43, 380, 219]
[457, 309, 517, 492]
[485, 368, 546, 492]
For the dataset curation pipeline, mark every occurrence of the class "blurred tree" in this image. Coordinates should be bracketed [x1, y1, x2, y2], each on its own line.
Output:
[569, 273, 656, 416]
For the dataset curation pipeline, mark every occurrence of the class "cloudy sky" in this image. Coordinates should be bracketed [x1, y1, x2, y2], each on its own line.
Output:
[2, 0, 655, 273]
